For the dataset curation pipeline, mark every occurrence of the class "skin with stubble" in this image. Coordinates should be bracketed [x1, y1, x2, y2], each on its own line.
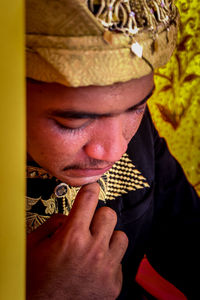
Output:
[26, 73, 154, 299]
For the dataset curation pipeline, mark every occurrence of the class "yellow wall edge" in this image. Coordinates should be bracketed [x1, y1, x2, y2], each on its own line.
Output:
[0, 1, 25, 299]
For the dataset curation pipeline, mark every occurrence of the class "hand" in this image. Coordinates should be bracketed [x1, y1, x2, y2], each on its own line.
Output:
[26, 183, 128, 299]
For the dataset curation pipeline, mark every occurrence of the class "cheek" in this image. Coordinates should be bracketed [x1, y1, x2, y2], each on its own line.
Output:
[27, 119, 87, 165]
[123, 112, 144, 142]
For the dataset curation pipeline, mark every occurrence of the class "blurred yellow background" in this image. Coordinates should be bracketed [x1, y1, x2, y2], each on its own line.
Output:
[149, 0, 200, 195]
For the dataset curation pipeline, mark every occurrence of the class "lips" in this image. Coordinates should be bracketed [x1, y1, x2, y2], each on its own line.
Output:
[63, 164, 113, 178]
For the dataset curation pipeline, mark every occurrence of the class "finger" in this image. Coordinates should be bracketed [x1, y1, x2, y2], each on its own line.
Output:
[27, 214, 67, 246]
[109, 231, 129, 263]
[90, 207, 117, 246]
[66, 182, 100, 231]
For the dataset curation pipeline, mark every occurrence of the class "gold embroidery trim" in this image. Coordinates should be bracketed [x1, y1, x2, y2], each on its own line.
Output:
[26, 153, 149, 232]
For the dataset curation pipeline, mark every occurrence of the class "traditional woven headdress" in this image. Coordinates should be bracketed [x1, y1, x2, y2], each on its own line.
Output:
[26, 0, 179, 87]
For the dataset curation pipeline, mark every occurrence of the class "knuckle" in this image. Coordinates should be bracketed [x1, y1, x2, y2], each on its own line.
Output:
[93, 248, 105, 262]
[116, 230, 129, 246]
[98, 207, 117, 222]
[119, 231, 129, 245]
[68, 228, 85, 249]
[58, 226, 86, 252]
[89, 241, 106, 262]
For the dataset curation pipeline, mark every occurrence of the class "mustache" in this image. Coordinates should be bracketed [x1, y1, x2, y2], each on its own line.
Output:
[63, 158, 114, 171]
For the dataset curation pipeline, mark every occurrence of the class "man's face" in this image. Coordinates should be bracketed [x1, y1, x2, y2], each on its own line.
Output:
[27, 73, 154, 186]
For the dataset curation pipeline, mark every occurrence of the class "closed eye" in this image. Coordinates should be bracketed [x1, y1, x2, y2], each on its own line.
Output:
[52, 117, 92, 132]
[127, 103, 146, 115]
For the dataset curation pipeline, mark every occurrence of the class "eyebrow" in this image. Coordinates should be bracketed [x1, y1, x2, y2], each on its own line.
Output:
[48, 86, 155, 119]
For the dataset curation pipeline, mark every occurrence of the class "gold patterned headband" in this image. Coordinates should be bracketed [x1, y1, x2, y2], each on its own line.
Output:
[26, 0, 179, 87]
[88, 0, 176, 35]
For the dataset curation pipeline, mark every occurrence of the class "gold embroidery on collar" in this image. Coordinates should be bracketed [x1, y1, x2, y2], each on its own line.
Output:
[27, 165, 54, 179]
[26, 153, 149, 232]
[26, 212, 50, 233]
[104, 153, 149, 200]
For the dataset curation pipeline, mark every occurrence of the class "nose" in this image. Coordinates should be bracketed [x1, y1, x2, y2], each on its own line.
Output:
[84, 116, 128, 162]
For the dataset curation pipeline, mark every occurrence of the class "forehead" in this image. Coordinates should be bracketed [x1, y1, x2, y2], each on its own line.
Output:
[26, 74, 154, 113]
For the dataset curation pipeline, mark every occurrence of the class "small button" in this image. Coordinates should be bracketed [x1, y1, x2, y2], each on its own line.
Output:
[54, 183, 68, 198]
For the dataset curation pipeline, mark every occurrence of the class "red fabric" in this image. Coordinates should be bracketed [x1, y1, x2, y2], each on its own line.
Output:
[135, 258, 187, 300]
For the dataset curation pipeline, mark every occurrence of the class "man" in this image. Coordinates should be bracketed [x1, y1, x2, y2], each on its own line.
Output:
[26, 0, 200, 299]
